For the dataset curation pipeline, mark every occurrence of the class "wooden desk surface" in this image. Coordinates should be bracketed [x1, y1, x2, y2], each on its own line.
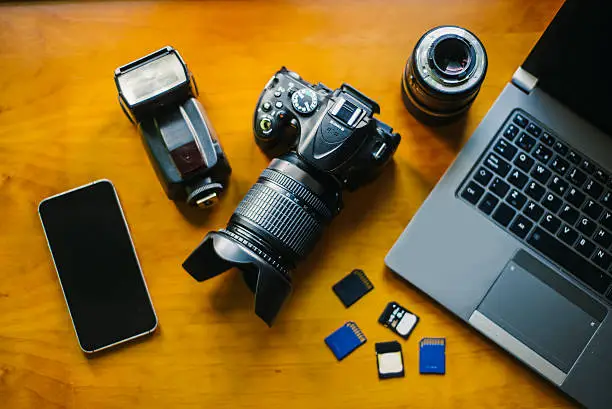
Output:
[0, 1, 571, 408]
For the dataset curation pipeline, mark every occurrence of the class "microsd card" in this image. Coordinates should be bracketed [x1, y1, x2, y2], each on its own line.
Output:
[378, 301, 419, 339]
[375, 341, 404, 379]
[325, 321, 367, 360]
[419, 337, 446, 374]
[332, 269, 374, 307]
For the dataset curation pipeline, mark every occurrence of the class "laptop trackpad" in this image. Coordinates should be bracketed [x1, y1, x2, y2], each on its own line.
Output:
[471, 250, 606, 384]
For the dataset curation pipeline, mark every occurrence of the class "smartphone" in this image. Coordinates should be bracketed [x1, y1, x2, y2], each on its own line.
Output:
[39, 180, 157, 353]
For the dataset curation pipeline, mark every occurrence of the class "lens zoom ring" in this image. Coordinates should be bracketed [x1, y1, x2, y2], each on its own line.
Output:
[234, 183, 322, 259]
[260, 169, 332, 220]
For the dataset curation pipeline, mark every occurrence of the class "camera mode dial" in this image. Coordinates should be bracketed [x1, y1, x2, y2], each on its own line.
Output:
[291, 88, 318, 115]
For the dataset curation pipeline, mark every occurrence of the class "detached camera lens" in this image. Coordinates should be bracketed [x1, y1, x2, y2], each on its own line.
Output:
[401, 26, 487, 125]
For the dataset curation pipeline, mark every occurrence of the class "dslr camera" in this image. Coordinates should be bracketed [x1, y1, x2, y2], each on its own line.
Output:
[183, 67, 401, 325]
[114, 47, 231, 208]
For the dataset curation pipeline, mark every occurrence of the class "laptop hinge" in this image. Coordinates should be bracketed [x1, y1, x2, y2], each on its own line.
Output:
[511, 67, 539, 94]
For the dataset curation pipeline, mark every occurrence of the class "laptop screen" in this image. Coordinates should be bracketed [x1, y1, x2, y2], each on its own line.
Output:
[523, 0, 612, 136]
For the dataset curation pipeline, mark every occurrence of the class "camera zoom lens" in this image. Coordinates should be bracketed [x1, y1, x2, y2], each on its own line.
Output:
[228, 154, 339, 271]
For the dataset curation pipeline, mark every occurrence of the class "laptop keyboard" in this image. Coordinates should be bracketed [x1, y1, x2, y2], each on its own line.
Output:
[459, 109, 612, 300]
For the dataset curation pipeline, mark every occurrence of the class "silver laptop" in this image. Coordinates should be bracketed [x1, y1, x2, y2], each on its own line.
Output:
[386, 1, 612, 408]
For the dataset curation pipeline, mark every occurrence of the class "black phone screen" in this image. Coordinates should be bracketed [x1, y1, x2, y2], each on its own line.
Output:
[39, 180, 157, 352]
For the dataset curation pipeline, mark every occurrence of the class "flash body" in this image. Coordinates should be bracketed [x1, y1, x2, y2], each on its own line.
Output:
[114, 46, 231, 208]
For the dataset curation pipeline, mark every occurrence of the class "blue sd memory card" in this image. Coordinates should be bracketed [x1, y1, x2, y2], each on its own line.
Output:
[325, 321, 367, 360]
[419, 337, 446, 374]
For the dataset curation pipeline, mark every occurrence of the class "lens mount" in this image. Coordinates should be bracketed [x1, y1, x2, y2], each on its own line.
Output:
[429, 34, 476, 80]
[412, 26, 487, 96]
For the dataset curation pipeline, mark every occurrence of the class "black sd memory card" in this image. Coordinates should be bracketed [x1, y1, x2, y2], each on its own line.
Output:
[332, 269, 374, 307]
[378, 301, 419, 339]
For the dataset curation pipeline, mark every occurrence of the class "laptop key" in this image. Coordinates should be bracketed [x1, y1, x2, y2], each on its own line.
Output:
[592, 249, 612, 271]
[474, 167, 493, 186]
[494, 139, 518, 161]
[548, 176, 568, 196]
[492, 202, 516, 227]
[542, 213, 562, 234]
[507, 169, 528, 189]
[542, 192, 563, 213]
[602, 211, 612, 231]
[567, 150, 581, 165]
[594, 168, 607, 184]
[484, 153, 511, 177]
[461, 182, 484, 205]
[527, 227, 611, 294]
[550, 156, 569, 175]
[581, 159, 596, 174]
[558, 224, 579, 246]
[565, 187, 586, 208]
[568, 168, 587, 187]
[506, 189, 527, 210]
[559, 204, 579, 224]
[510, 215, 533, 239]
[583, 199, 603, 220]
[513, 113, 528, 128]
[601, 191, 612, 209]
[525, 181, 545, 200]
[553, 141, 568, 156]
[533, 144, 553, 163]
[503, 124, 520, 141]
[540, 132, 555, 146]
[490, 177, 510, 198]
[531, 164, 551, 184]
[478, 193, 499, 215]
[576, 216, 597, 236]
[575, 236, 596, 258]
[526, 123, 542, 137]
[594, 228, 612, 249]
[524, 201, 545, 222]
[514, 152, 535, 172]
[584, 179, 604, 199]
[517, 132, 536, 152]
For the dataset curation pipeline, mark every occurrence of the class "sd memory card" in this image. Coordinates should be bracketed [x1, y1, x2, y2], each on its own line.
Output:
[375, 341, 404, 379]
[378, 301, 419, 339]
[332, 269, 374, 307]
[325, 321, 367, 360]
[419, 337, 446, 374]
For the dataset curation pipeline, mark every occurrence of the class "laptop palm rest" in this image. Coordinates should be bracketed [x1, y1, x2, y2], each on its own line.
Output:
[469, 250, 607, 385]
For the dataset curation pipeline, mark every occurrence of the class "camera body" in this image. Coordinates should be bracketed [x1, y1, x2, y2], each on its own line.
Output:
[183, 68, 400, 326]
[254, 67, 400, 191]
[115, 47, 231, 208]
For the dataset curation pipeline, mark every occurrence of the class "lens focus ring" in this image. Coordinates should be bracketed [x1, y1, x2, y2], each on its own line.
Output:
[260, 168, 332, 220]
[234, 181, 323, 260]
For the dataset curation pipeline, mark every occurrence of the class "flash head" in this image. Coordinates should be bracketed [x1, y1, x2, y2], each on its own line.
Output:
[115, 46, 196, 122]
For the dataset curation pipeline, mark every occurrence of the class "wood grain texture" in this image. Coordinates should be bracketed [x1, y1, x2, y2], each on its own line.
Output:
[0, 1, 571, 408]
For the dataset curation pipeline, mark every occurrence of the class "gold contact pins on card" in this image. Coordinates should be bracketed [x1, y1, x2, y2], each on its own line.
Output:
[347, 321, 367, 343]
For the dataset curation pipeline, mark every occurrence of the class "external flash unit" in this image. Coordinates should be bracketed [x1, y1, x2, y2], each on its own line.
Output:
[114, 46, 231, 208]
